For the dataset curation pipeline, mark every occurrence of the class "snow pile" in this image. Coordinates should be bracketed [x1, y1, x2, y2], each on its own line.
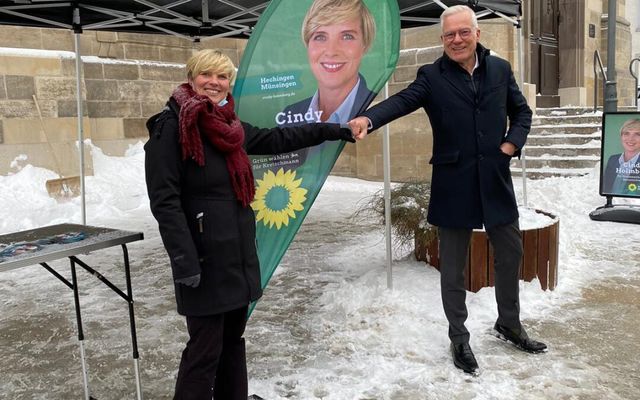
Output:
[0, 143, 639, 399]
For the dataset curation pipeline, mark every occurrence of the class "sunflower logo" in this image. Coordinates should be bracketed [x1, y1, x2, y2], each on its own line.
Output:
[251, 168, 307, 229]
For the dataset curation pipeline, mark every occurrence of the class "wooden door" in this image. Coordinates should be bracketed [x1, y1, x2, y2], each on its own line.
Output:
[530, 0, 559, 107]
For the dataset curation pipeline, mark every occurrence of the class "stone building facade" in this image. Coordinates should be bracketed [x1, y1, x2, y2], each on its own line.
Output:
[629, 0, 640, 92]
[0, 0, 637, 181]
[0, 27, 246, 176]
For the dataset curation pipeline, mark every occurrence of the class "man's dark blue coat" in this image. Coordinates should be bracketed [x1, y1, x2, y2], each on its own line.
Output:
[363, 44, 531, 229]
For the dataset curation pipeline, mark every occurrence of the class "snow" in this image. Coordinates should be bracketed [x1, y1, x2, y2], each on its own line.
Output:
[525, 155, 600, 160]
[527, 133, 601, 138]
[517, 207, 557, 229]
[0, 46, 184, 67]
[511, 167, 595, 176]
[531, 141, 600, 148]
[1, 142, 640, 399]
[401, 45, 443, 54]
[0, 46, 78, 59]
[534, 123, 601, 129]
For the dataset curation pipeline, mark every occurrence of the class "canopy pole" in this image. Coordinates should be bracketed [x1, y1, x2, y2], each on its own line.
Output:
[74, 32, 86, 225]
[383, 82, 393, 290]
[516, 18, 528, 207]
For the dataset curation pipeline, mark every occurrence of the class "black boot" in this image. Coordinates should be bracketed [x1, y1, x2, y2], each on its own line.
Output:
[493, 323, 547, 353]
[451, 342, 479, 375]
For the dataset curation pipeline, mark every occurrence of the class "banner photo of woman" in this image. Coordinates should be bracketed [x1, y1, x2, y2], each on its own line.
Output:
[600, 112, 640, 198]
[233, 0, 400, 314]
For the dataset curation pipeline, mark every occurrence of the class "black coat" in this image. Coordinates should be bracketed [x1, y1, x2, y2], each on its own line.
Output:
[145, 98, 352, 316]
[363, 44, 531, 229]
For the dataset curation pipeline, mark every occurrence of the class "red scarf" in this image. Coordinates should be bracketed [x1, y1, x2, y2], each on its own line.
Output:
[171, 83, 255, 207]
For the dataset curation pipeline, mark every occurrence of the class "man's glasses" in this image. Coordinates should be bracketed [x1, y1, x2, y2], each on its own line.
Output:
[442, 28, 474, 42]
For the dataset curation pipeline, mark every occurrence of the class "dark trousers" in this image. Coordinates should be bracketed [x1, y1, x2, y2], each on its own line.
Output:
[174, 306, 248, 400]
[438, 221, 523, 344]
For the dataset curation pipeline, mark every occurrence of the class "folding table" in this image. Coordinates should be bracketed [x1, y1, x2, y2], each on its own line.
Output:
[0, 223, 144, 400]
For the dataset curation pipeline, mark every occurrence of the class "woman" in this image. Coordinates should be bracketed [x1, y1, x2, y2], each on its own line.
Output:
[603, 118, 640, 195]
[279, 0, 376, 126]
[144, 49, 353, 399]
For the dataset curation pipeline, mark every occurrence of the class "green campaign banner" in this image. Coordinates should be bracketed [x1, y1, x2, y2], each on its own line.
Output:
[600, 112, 640, 198]
[233, 0, 400, 315]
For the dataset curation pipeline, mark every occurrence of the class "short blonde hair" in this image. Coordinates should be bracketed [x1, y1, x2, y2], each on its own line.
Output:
[621, 119, 640, 135]
[440, 5, 478, 33]
[186, 49, 236, 81]
[301, 0, 376, 52]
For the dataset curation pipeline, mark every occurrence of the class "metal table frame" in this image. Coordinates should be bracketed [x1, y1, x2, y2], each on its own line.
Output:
[0, 223, 144, 400]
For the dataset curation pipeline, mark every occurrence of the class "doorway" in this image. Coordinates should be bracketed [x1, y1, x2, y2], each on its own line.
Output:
[530, 0, 560, 108]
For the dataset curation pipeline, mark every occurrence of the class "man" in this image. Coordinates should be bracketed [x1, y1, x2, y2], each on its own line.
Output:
[348, 5, 547, 375]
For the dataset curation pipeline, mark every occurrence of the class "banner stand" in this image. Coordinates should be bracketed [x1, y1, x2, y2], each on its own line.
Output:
[590, 111, 640, 224]
[589, 203, 640, 225]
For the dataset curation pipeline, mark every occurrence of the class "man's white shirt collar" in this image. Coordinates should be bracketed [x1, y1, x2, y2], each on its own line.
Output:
[471, 53, 479, 73]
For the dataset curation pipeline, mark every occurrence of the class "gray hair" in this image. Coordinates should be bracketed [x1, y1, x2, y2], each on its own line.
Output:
[440, 5, 478, 33]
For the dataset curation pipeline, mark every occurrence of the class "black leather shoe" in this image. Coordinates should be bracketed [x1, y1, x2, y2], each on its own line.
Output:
[451, 342, 479, 375]
[493, 323, 548, 354]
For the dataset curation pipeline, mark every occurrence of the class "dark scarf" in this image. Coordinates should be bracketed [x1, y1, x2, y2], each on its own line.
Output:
[171, 83, 255, 207]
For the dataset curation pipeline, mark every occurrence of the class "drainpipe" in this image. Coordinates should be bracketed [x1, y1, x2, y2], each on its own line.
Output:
[604, 0, 617, 113]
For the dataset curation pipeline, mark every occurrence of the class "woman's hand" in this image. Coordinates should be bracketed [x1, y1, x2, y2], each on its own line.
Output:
[175, 274, 201, 288]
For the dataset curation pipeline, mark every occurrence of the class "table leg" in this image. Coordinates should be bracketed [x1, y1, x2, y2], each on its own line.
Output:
[70, 258, 91, 400]
[122, 244, 144, 400]
[70, 251, 144, 399]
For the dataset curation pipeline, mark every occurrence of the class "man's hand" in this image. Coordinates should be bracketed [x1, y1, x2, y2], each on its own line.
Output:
[500, 142, 517, 156]
[348, 117, 371, 140]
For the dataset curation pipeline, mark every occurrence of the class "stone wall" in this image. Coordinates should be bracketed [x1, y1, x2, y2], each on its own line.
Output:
[631, 0, 640, 58]
[629, 0, 640, 104]
[585, 0, 636, 108]
[0, 49, 183, 175]
[0, 27, 244, 176]
[584, 1, 604, 107]
[0, 26, 246, 64]
[604, 14, 635, 107]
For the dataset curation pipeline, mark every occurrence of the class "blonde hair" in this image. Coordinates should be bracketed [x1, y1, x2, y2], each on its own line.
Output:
[301, 0, 376, 52]
[440, 5, 478, 33]
[621, 119, 640, 135]
[186, 49, 236, 81]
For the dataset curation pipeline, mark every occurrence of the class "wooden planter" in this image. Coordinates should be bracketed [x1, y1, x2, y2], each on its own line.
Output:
[414, 209, 559, 292]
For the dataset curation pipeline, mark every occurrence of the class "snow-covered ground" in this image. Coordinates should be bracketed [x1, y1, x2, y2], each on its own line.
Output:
[0, 142, 639, 399]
